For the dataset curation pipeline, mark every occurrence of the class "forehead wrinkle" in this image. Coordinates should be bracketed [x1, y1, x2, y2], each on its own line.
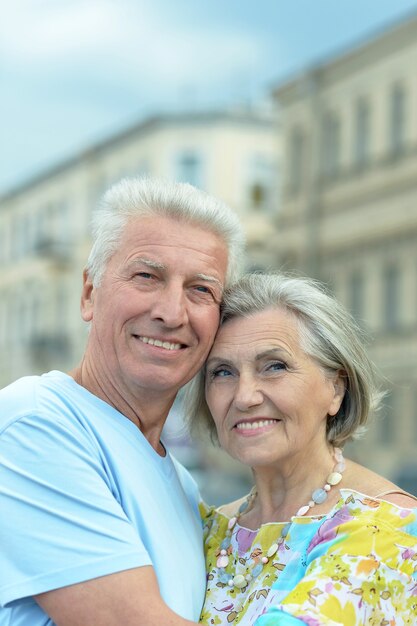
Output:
[218, 314, 301, 350]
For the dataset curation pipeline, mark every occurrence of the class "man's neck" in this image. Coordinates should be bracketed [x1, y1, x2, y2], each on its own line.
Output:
[69, 362, 175, 455]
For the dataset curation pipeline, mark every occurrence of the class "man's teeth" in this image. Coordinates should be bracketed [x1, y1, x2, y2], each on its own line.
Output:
[235, 420, 278, 430]
[139, 336, 181, 350]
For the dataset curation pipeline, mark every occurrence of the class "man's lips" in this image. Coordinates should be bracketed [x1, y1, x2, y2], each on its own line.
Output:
[133, 335, 186, 351]
[233, 418, 280, 431]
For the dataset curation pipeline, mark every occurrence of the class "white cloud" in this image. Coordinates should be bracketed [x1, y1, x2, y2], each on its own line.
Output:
[2, 1, 126, 60]
[1, 0, 264, 86]
[0, 0, 274, 192]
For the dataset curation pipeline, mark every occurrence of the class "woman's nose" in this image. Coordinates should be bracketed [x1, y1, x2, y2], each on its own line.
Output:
[233, 376, 263, 412]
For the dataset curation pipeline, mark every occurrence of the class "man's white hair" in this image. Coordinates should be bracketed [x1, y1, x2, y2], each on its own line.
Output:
[85, 177, 246, 287]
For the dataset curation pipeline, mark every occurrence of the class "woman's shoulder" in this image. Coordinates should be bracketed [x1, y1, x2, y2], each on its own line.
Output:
[216, 496, 248, 518]
[199, 495, 248, 526]
[343, 460, 417, 509]
[375, 489, 417, 509]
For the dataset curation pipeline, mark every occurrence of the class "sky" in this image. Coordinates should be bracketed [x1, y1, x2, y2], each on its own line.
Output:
[2, 0, 417, 195]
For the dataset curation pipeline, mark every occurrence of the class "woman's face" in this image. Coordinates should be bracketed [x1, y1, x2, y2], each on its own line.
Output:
[205, 307, 344, 469]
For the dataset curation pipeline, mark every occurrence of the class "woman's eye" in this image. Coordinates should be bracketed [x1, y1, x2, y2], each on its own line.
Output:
[210, 368, 232, 379]
[266, 361, 286, 372]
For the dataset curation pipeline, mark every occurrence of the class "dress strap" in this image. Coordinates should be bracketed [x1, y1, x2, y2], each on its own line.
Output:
[375, 489, 417, 502]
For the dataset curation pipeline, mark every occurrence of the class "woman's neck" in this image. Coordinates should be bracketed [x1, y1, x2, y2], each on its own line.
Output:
[240, 445, 343, 527]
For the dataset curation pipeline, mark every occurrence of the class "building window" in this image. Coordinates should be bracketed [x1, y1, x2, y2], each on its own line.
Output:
[250, 183, 265, 208]
[383, 264, 400, 330]
[90, 175, 108, 215]
[378, 389, 397, 446]
[0, 223, 9, 262]
[396, 466, 417, 496]
[288, 127, 305, 193]
[348, 268, 365, 322]
[12, 292, 24, 345]
[414, 386, 417, 445]
[13, 215, 30, 260]
[247, 154, 277, 211]
[21, 297, 32, 344]
[175, 152, 203, 188]
[354, 98, 371, 167]
[321, 111, 341, 178]
[57, 200, 72, 243]
[0, 293, 5, 348]
[389, 83, 406, 156]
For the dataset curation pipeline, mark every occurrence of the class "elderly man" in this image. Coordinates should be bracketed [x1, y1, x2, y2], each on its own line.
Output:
[0, 177, 245, 626]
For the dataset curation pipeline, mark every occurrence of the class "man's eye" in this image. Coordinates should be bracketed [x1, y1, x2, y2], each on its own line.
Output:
[192, 285, 218, 300]
[135, 272, 153, 279]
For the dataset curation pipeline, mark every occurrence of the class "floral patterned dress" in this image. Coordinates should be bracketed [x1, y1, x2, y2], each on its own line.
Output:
[200, 490, 417, 625]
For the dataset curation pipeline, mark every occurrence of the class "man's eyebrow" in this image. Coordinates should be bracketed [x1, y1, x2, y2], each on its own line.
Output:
[130, 257, 166, 271]
[127, 261, 223, 291]
[194, 273, 224, 291]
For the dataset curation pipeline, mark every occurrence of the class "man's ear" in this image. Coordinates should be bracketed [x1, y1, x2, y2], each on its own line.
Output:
[328, 370, 347, 417]
[80, 270, 94, 322]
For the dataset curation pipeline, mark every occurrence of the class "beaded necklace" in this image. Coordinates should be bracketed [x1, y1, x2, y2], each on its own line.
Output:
[215, 447, 345, 589]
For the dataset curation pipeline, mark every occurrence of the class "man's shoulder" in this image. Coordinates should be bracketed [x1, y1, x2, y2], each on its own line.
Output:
[0, 374, 41, 422]
[169, 454, 201, 504]
[0, 372, 39, 396]
[1, 370, 67, 397]
[0, 371, 89, 434]
[170, 454, 196, 484]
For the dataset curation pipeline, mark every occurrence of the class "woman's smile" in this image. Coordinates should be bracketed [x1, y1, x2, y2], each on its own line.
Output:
[233, 418, 281, 435]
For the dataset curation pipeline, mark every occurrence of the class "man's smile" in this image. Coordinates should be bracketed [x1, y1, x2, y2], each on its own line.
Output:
[135, 335, 184, 351]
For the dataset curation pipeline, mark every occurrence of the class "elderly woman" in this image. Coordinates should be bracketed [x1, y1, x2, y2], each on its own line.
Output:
[186, 273, 417, 626]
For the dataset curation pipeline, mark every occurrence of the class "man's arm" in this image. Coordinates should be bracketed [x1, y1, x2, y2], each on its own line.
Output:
[0, 410, 202, 621]
[36, 566, 196, 626]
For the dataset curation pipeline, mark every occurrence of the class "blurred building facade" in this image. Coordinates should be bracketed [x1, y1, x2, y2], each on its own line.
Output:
[2, 13, 417, 500]
[269, 15, 417, 491]
[0, 109, 279, 390]
[0, 109, 278, 503]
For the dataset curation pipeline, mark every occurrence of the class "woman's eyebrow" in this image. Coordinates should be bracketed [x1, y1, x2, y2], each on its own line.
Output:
[205, 356, 232, 369]
[255, 347, 291, 361]
[206, 347, 291, 366]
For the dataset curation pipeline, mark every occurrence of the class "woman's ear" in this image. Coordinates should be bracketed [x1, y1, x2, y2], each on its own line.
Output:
[80, 270, 94, 322]
[328, 370, 347, 416]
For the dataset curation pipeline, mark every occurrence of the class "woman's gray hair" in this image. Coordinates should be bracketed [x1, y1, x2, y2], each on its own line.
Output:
[184, 272, 383, 448]
[85, 176, 246, 287]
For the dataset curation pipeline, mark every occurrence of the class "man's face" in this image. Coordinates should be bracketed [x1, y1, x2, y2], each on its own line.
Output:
[81, 215, 229, 398]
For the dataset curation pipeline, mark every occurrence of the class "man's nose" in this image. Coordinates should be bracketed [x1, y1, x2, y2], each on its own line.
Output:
[150, 283, 189, 328]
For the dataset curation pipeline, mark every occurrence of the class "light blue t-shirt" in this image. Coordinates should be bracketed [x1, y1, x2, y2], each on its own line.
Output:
[0, 371, 205, 625]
